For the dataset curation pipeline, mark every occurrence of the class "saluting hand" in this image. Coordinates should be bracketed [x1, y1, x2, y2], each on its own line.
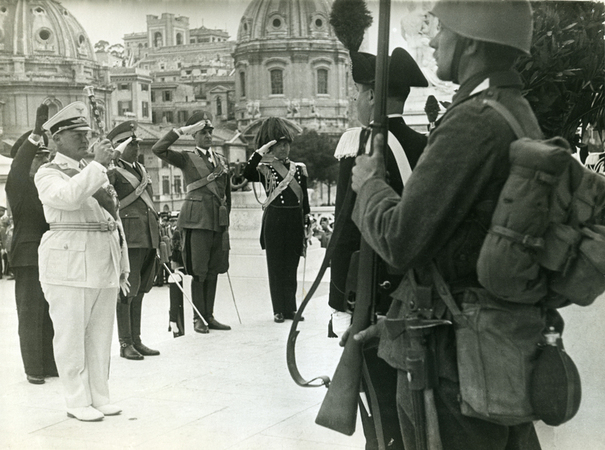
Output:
[92, 138, 115, 167]
[351, 133, 387, 193]
[256, 140, 277, 155]
[34, 104, 49, 136]
[179, 120, 209, 136]
[113, 137, 133, 160]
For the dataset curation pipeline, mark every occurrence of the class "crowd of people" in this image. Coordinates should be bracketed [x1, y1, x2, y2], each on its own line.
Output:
[2, 1, 603, 448]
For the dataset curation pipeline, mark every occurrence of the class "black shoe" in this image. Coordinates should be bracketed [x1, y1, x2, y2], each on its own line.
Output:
[274, 313, 285, 323]
[27, 375, 45, 384]
[120, 344, 144, 360]
[284, 312, 304, 321]
[133, 343, 160, 356]
[207, 318, 231, 330]
[194, 318, 209, 334]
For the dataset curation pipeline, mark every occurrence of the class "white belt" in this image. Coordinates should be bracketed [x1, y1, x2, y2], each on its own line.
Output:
[49, 222, 118, 232]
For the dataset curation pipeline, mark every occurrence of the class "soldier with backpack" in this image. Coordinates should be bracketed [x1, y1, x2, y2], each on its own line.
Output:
[348, 1, 548, 448]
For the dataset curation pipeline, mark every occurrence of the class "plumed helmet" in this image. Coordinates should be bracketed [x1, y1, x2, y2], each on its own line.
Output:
[431, 0, 533, 55]
[350, 47, 428, 95]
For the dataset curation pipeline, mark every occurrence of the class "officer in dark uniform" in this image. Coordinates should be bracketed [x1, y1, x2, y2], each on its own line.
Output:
[330, 48, 428, 449]
[107, 121, 160, 360]
[243, 117, 311, 323]
[152, 111, 231, 333]
[6, 104, 57, 384]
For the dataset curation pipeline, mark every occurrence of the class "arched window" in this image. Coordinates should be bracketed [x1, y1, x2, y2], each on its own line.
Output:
[154, 32, 162, 48]
[317, 69, 328, 94]
[216, 97, 222, 116]
[176, 33, 183, 45]
[270, 69, 283, 95]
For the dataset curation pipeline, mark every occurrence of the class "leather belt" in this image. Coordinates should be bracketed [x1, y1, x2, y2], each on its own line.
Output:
[49, 222, 118, 232]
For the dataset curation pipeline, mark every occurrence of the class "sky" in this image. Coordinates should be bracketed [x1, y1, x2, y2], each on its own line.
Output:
[60, 0, 251, 45]
[59, 0, 415, 52]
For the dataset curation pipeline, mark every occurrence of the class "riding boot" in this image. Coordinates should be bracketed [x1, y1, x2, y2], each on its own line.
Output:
[204, 277, 230, 330]
[116, 299, 133, 346]
[191, 279, 206, 320]
[117, 299, 143, 360]
[203, 278, 218, 321]
[169, 283, 185, 337]
[130, 293, 144, 346]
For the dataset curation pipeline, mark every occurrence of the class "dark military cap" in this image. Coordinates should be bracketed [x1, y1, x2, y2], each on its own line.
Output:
[10, 130, 50, 158]
[107, 120, 142, 146]
[185, 110, 214, 129]
[351, 47, 428, 94]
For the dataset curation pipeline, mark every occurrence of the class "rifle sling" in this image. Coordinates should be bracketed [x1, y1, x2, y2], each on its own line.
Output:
[286, 169, 358, 388]
[287, 126, 375, 388]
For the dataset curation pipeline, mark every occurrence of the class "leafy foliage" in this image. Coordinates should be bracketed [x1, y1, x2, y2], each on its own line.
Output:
[517, 1, 604, 141]
[290, 129, 339, 187]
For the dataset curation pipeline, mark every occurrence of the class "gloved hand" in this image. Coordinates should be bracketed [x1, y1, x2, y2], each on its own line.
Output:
[113, 137, 133, 160]
[34, 104, 49, 136]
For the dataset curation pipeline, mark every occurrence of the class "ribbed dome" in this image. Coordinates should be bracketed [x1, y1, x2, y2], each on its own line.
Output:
[237, 0, 335, 42]
[0, 0, 95, 60]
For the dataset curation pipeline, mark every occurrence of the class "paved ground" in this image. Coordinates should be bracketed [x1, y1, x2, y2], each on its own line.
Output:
[1, 236, 605, 449]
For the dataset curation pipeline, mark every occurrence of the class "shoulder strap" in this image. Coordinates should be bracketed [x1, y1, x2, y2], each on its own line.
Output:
[387, 131, 413, 184]
[262, 161, 302, 208]
[430, 262, 467, 327]
[483, 99, 526, 139]
[115, 167, 155, 211]
[185, 152, 227, 202]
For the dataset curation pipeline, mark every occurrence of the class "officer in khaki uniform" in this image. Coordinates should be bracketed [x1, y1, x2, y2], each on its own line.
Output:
[107, 121, 160, 360]
[35, 102, 130, 422]
[152, 111, 231, 333]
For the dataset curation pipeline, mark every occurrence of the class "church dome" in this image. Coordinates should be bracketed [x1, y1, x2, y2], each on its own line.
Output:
[237, 0, 336, 42]
[0, 0, 95, 60]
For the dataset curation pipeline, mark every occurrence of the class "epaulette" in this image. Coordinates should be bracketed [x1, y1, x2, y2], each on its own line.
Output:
[295, 162, 308, 177]
[334, 127, 363, 160]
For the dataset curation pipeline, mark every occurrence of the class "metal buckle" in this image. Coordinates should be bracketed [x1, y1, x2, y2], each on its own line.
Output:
[99, 222, 117, 232]
[207, 173, 216, 181]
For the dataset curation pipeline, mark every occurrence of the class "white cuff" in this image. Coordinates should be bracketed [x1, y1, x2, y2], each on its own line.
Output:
[27, 134, 42, 145]
[89, 160, 107, 173]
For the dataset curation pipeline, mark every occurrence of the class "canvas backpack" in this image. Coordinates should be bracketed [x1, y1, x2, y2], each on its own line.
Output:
[476, 99, 605, 307]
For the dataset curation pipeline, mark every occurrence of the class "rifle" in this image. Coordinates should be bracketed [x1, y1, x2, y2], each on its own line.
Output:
[315, 0, 391, 436]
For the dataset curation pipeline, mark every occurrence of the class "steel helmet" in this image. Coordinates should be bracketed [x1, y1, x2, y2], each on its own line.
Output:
[431, 0, 533, 55]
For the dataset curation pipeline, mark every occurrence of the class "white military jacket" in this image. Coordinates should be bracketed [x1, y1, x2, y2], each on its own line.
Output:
[35, 152, 129, 288]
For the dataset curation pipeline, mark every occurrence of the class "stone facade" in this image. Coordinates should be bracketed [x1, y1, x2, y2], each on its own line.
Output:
[233, 0, 351, 140]
[0, 0, 110, 150]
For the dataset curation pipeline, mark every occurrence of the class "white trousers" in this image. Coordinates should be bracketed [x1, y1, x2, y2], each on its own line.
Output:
[42, 284, 118, 409]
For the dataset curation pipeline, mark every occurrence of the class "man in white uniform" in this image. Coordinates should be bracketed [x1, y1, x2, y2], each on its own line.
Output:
[35, 102, 130, 422]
